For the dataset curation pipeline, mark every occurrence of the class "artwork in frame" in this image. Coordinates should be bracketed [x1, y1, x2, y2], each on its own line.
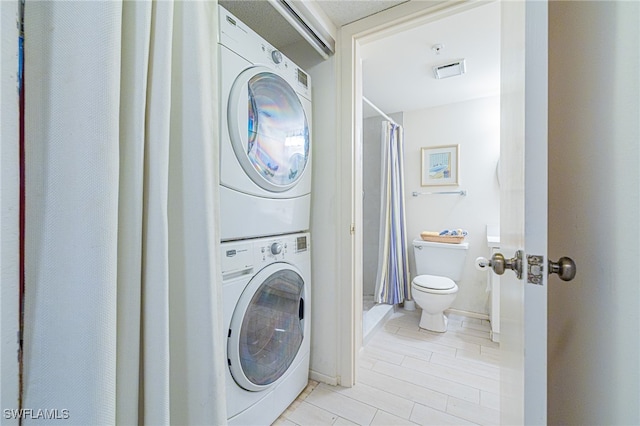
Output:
[421, 144, 459, 186]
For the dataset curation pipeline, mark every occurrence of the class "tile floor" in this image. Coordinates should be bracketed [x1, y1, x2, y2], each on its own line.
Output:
[275, 309, 500, 426]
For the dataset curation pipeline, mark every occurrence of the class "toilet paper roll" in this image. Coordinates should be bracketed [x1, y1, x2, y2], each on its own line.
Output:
[475, 256, 490, 271]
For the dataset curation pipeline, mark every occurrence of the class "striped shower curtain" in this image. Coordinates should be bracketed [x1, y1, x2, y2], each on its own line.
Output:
[374, 122, 411, 305]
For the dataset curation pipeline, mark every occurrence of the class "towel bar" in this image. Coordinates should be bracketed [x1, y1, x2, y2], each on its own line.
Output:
[411, 190, 467, 197]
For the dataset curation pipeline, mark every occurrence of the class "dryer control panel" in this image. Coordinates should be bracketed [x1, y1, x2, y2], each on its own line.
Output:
[218, 5, 312, 100]
[258, 43, 310, 96]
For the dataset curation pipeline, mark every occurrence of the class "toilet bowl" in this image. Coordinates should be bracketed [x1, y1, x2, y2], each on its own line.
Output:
[411, 275, 458, 332]
[412, 239, 468, 332]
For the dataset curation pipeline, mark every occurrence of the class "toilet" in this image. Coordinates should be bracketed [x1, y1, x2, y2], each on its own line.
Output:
[412, 239, 469, 332]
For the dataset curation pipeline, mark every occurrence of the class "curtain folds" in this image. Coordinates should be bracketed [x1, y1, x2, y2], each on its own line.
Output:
[374, 122, 411, 305]
[23, 1, 226, 424]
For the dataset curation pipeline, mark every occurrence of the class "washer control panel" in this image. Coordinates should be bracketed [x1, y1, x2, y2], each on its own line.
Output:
[256, 234, 309, 264]
[258, 238, 288, 262]
[221, 233, 310, 276]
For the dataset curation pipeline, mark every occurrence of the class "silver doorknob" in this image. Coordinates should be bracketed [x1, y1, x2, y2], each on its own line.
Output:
[475, 251, 524, 279]
[491, 251, 523, 279]
[549, 257, 576, 281]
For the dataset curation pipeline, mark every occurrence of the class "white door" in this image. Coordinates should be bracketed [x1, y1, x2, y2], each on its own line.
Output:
[499, 1, 560, 424]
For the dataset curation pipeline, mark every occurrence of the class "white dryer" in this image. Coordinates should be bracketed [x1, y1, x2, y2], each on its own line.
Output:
[221, 232, 311, 425]
[218, 6, 312, 241]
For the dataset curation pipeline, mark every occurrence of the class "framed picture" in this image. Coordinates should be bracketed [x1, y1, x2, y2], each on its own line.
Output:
[421, 144, 459, 186]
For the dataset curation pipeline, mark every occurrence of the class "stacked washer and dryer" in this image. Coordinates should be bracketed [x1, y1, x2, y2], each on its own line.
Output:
[218, 6, 313, 425]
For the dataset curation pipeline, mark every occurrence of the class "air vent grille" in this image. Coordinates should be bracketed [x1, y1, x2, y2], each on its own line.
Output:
[433, 59, 466, 79]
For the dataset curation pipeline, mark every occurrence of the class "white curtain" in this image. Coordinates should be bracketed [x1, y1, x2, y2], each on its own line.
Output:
[374, 122, 411, 305]
[1, 0, 21, 415]
[23, 1, 226, 424]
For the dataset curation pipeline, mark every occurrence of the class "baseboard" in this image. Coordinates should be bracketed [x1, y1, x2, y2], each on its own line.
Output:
[445, 308, 489, 321]
[309, 370, 338, 386]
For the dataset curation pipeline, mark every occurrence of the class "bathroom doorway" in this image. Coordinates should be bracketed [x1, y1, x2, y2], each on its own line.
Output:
[335, 0, 502, 386]
[357, 1, 501, 350]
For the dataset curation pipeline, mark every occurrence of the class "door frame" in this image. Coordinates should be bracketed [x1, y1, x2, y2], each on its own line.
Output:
[336, 0, 497, 386]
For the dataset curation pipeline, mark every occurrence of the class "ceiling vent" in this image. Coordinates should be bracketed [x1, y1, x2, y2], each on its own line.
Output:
[433, 59, 466, 79]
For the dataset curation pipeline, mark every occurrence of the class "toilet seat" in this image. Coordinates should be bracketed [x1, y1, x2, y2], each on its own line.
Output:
[412, 275, 458, 294]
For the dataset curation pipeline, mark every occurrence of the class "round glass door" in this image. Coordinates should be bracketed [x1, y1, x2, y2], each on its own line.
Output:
[228, 68, 309, 192]
[228, 264, 305, 391]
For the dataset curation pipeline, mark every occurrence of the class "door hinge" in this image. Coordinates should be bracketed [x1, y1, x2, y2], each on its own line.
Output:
[527, 254, 544, 285]
[350, 223, 355, 235]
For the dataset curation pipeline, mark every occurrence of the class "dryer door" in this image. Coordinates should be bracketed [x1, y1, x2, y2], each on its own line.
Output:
[228, 66, 310, 193]
[228, 262, 306, 391]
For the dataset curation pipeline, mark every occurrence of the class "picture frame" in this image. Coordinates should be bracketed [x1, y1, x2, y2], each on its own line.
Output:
[421, 144, 459, 186]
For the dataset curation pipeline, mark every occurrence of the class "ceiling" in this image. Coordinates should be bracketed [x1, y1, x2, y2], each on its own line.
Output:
[313, 0, 408, 27]
[361, 1, 500, 116]
[218, 0, 501, 118]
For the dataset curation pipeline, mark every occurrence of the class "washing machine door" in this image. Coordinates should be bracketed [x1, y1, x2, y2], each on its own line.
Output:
[228, 66, 310, 193]
[228, 262, 306, 392]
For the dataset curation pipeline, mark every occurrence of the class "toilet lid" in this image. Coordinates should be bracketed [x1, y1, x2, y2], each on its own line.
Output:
[413, 275, 455, 291]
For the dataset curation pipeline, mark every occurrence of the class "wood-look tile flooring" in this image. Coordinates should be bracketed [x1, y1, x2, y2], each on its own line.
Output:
[275, 309, 500, 425]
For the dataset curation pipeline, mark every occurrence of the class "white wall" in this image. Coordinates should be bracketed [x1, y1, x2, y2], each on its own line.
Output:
[404, 95, 500, 314]
[286, 41, 341, 384]
[548, 2, 640, 424]
[307, 55, 340, 384]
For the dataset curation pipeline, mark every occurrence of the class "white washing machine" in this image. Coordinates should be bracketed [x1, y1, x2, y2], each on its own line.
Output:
[218, 6, 312, 241]
[221, 232, 311, 425]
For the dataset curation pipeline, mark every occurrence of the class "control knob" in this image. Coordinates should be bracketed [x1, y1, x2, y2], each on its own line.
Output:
[271, 50, 283, 64]
[270, 242, 283, 255]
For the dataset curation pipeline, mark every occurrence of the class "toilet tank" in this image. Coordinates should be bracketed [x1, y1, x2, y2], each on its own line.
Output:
[413, 239, 469, 281]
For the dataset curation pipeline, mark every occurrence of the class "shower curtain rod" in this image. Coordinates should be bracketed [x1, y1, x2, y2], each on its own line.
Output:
[363, 96, 399, 126]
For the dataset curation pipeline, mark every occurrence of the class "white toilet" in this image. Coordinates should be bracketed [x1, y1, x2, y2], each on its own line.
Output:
[412, 239, 469, 332]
